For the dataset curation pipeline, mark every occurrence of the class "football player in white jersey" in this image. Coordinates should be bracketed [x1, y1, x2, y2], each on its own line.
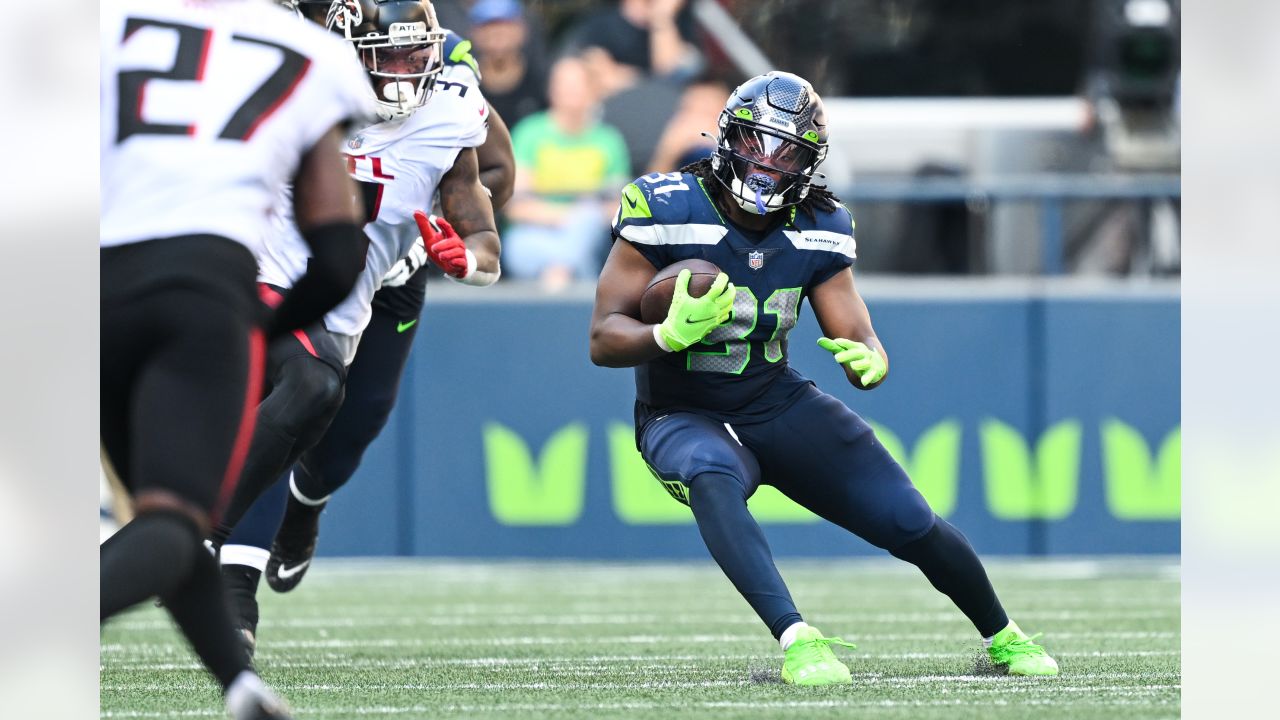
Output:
[249, 21, 514, 599]
[100, 0, 371, 717]
[206, 0, 503, 652]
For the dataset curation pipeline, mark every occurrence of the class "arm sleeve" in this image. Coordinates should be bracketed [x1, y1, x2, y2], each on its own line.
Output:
[267, 222, 366, 338]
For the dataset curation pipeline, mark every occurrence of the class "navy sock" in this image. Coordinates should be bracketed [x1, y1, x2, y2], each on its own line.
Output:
[890, 517, 1009, 637]
[688, 472, 802, 640]
[101, 511, 200, 620]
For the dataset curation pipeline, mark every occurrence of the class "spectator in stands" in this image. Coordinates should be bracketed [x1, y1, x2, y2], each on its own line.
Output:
[468, 0, 548, 125]
[503, 56, 631, 290]
[567, 0, 703, 83]
[646, 77, 730, 173]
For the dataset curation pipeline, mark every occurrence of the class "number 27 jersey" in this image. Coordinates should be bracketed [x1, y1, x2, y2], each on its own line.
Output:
[613, 172, 857, 426]
[100, 0, 370, 255]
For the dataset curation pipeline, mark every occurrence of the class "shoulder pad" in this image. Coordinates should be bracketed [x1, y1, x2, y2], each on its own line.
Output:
[408, 79, 488, 147]
[441, 29, 481, 83]
[614, 172, 728, 248]
[784, 202, 856, 259]
[805, 201, 856, 236]
[623, 172, 705, 225]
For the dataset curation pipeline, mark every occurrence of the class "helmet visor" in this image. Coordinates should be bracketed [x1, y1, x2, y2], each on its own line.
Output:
[725, 124, 819, 175]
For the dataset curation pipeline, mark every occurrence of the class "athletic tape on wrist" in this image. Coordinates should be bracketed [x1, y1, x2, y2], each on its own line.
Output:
[447, 248, 500, 286]
[653, 324, 675, 352]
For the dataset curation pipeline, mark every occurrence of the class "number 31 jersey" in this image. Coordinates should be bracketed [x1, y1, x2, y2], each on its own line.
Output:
[100, 0, 370, 255]
[613, 172, 857, 426]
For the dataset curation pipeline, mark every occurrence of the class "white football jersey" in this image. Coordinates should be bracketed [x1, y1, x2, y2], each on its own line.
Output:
[100, 0, 371, 255]
[257, 76, 490, 338]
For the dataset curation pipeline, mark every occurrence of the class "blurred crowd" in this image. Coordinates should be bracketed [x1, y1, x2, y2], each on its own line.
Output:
[431, 0, 1179, 289]
[428, 0, 730, 291]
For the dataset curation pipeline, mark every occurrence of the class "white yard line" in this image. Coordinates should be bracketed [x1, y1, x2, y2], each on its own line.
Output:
[111, 612, 1179, 631]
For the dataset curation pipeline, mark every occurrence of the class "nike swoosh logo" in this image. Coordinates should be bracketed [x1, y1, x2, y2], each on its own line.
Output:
[625, 195, 639, 209]
[275, 560, 310, 580]
[685, 316, 718, 325]
[397, 319, 418, 333]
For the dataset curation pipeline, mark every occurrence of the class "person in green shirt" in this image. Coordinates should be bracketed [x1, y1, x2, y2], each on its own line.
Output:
[503, 56, 631, 289]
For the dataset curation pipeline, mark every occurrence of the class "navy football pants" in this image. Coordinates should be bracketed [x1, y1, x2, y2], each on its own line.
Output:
[640, 382, 1008, 639]
[640, 384, 936, 550]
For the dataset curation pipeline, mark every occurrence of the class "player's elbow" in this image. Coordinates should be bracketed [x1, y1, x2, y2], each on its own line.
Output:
[588, 334, 611, 367]
[482, 162, 515, 210]
[588, 329, 623, 368]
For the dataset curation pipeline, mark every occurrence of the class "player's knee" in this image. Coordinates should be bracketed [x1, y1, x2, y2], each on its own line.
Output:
[892, 494, 937, 544]
[133, 489, 212, 536]
[278, 357, 346, 422]
[128, 501, 207, 580]
[687, 471, 750, 509]
[858, 482, 936, 551]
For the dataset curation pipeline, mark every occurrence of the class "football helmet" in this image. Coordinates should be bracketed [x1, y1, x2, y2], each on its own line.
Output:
[710, 72, 830, 215]
[294, 1, 446, 121]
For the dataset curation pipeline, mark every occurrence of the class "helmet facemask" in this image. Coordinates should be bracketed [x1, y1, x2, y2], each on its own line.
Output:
[713, 120, 825, 215]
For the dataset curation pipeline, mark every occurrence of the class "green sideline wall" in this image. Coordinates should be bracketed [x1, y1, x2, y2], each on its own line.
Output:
[318, 283, 1180, 558]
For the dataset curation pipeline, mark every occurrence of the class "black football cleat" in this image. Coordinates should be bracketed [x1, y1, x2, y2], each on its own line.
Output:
[225, 671, 293, 720]
[265, 495, 326, 593]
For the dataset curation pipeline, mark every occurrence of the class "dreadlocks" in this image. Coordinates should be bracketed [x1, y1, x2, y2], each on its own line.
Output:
[677, 157, 842, 221]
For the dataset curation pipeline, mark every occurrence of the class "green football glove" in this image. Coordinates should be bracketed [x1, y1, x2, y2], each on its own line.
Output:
[818, 336, 887, 387]
[657, 269, 736, 352]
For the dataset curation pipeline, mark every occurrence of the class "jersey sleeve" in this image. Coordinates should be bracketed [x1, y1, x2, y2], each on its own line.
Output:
[611, 177, 668, 269]
[447, 81, 490, 149]
[804, 203, 858, 288]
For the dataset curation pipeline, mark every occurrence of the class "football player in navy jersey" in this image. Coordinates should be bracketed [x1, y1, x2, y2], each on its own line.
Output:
[589, 71, 1059, 684]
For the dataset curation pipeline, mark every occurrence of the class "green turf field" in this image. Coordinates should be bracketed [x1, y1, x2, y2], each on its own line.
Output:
[100, 557, 1179, 719]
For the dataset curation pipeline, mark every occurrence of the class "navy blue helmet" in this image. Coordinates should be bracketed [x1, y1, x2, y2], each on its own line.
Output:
[710, 71, 830, 215]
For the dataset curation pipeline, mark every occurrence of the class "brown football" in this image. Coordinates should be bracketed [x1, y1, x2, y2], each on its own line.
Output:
[640, 258, 723, 324]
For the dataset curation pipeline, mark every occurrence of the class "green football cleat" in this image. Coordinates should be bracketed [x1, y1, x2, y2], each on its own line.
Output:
[781, 626, 856, 686]
[987, 622, 1060, 676]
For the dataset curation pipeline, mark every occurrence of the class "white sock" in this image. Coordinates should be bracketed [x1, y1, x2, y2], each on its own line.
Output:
[225, 670, 287, 716]
[224, 670, 265, 711]
[289, 471, 329, 506]
[219, 544, 270, 572]
[983, 620, 1018, 648]
[779, 621, 810, 651]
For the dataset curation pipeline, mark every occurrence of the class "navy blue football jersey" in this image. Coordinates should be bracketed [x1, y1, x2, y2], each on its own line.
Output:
[613, 171, 857, 426]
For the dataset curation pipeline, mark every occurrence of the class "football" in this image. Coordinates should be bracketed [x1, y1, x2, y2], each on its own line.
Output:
[640, 258, 723, 324]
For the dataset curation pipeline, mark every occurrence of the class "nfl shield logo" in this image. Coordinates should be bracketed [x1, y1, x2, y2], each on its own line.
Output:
[348, 135, 364, 149]
[748, 251, 765, 270]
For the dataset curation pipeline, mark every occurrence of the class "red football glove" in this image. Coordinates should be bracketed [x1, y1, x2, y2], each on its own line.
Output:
[413, 210, 471, 279]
